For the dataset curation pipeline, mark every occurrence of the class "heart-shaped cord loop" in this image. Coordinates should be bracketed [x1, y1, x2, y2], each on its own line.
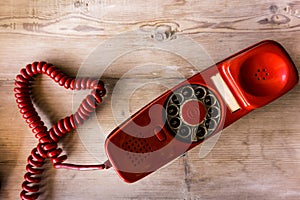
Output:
[14, 62, 111, 200]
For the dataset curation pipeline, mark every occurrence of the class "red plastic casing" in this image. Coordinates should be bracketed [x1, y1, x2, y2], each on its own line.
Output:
[105, 40, 298, 183]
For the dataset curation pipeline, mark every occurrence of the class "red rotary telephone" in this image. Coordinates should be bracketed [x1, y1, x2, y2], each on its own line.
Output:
[104, 40, 299, 182]
[15, 40, 298, 199]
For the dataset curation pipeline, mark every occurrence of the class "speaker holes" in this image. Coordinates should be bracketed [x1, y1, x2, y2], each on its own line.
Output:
[255, 68, 269, 81]
[121, 135, 153, 167]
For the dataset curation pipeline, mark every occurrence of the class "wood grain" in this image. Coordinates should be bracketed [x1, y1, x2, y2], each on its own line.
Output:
[1, 0, 300, 199]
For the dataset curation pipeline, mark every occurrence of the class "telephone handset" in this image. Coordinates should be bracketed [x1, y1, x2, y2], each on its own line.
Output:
[104, 40, 299, 183]
[15, 40, 298, 199]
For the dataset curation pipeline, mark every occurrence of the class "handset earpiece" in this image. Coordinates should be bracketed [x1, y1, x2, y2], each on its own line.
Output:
[220, 40, 298, 109]
[239, 53, 288, 97]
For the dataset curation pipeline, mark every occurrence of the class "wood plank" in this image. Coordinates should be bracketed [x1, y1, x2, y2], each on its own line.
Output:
[0, 1, 300, 36]
[0, 0, 300, 200]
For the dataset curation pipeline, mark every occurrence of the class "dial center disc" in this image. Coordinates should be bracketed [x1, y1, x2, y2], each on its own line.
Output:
[181, 100, 206, 126]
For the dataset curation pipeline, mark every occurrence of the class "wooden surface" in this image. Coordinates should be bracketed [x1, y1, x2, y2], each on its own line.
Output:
[1, 0, 300, 199]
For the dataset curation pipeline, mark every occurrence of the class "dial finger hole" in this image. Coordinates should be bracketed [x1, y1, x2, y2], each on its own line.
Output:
[207, 106, 220, 118]
[169, 117, 181, 129]
[204, 118, 217, 130]
[167, 104, 179, 116]
[194, 86, 206, 99]
[181, 86, 194, 99]
[196, 126, 207, 139]
[204, 94, 216, 106]
[178, 125, 191, 138]
[171, 93, 184, 105]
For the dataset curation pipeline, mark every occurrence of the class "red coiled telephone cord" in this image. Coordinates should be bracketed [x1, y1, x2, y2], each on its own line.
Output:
[14, 62, 111, 200]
